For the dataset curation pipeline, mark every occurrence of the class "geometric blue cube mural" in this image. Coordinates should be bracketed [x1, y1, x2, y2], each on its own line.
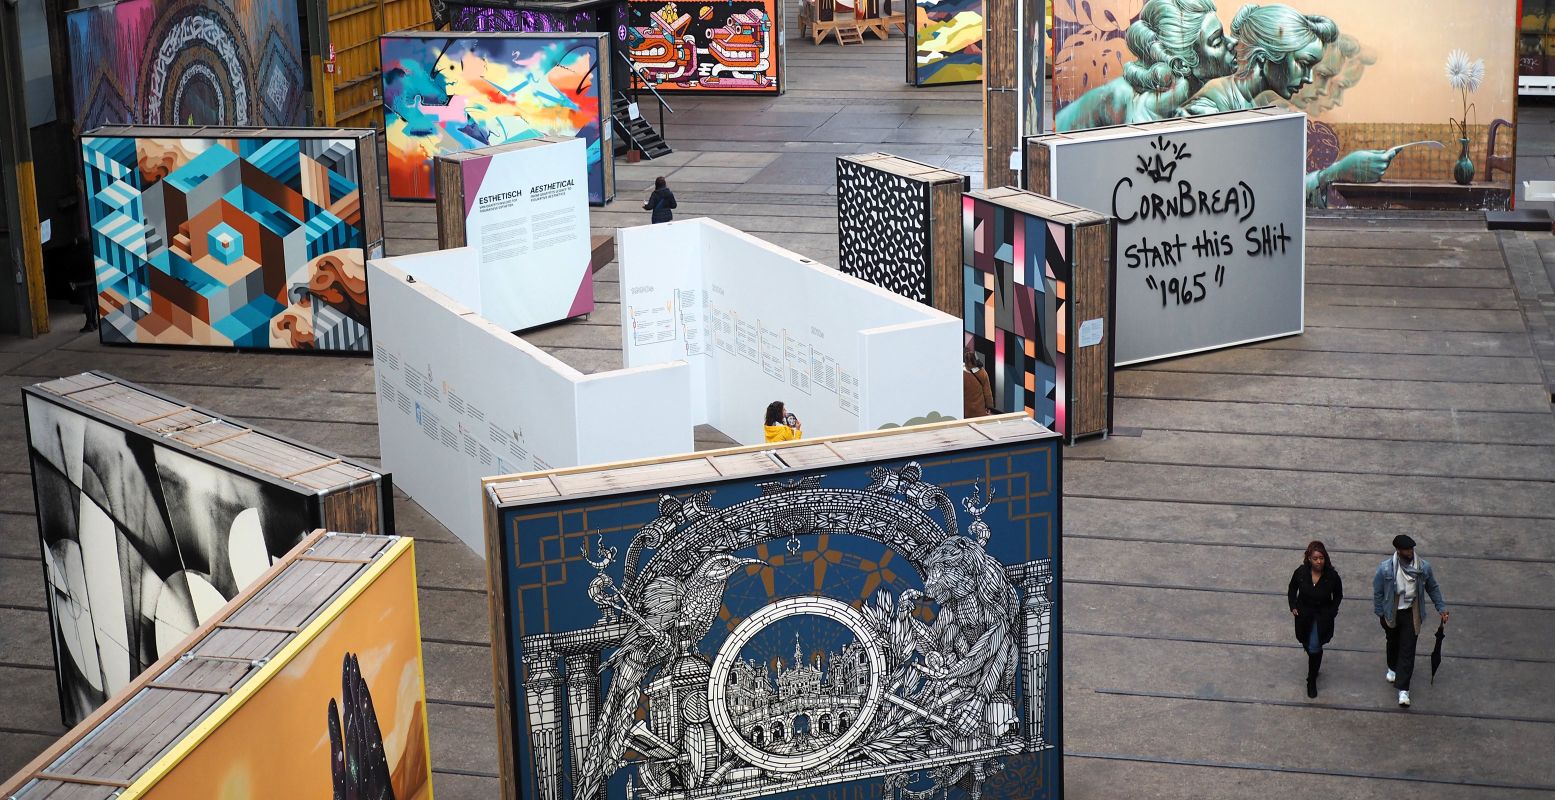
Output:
[82, 129, 381, 351]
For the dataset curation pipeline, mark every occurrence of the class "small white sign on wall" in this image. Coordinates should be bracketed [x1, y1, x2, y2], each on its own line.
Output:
[1077, 317, 1103, 347]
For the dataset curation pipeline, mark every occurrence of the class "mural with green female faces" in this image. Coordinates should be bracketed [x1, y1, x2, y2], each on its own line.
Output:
[1050, 0, 1517, 210]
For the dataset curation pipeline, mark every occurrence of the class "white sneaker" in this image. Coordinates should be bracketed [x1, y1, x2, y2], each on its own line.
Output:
[1398, 690, 1411, 707]
[1386, 669, 1396, 684]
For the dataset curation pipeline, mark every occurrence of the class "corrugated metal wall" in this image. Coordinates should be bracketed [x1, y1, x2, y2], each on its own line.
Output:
[313, 0, 434, 127]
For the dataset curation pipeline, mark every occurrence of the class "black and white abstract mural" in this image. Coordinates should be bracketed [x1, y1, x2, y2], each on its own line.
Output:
[836, 158, 932, 304]
[25, 394, 315, 724]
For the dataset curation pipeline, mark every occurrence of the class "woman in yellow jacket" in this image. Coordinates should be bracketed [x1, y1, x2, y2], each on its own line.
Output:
[763, 401, 802, 443]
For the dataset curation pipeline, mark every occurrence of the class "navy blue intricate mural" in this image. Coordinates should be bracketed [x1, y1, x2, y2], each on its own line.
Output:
[493, 439, 1063, 800]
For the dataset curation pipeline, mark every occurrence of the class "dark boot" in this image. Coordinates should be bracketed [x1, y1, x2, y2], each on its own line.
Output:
[1306, 651, 1322, 698]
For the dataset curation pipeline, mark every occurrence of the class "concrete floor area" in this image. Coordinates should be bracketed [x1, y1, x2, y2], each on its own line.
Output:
[3, 12, 1555, 799]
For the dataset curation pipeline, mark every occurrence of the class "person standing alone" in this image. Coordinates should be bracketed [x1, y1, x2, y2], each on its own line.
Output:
[1372, 535, 1448, 708]
[962, 351, 994, 418]
[763, 401, 801, 443]
[1288, 540, 1342, 698]
[643, 176, 677, 223]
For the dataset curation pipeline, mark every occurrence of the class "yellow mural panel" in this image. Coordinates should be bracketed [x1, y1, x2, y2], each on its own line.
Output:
[130, 540, 432, 800]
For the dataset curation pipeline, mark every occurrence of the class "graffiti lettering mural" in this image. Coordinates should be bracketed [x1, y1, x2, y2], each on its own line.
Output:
[452, 5, 595, 31]
[627, 0, 783, 93]
[66, 0, 304, 133]
[1029, 110, 1306, 365]
[380, 32, 612, 203]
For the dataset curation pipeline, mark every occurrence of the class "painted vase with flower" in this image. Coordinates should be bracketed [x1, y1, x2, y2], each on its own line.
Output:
[1445, 49, 1485, 186]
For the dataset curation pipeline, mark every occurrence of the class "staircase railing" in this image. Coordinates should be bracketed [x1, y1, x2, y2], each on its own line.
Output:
[616, 50, 673, 144]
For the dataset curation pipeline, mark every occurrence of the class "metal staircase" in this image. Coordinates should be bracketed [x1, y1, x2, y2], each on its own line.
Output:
[612, 52, 675, 160]
[611, 93, 673, 160]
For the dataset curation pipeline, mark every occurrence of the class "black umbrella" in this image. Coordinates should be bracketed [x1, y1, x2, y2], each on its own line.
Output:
[1430, 622, 1446, 684]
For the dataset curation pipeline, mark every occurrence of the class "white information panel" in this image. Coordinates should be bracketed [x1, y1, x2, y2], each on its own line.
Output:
[1034, 109, 1306, 365]
[619, 219, 962, 446]
[368, 255, 690, 552]
[451, 137, 594, 331]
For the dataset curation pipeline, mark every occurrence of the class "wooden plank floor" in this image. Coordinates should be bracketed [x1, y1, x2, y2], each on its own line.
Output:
[3, 9, 1555, 798]
[1061, 219, 1555, 799]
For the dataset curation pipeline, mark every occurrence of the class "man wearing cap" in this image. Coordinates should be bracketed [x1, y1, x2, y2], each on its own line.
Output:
[1372, 535, 1449, 708]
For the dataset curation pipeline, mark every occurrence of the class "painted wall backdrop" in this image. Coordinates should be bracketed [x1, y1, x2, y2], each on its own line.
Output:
[82, 133, 374, 351]
[66, 0, 305, 132]
[25, 393, 316, 724]
[381, 33, 609, 202]
[1051, 0, 1516, 209]
[139, 542, 431, 800]
[909, 0, 984, 86]
[626, 0, 782, 92]
[962, 196, 1067, 431]
[452, 4, 595, 31]
[493, 441, 1062, 800]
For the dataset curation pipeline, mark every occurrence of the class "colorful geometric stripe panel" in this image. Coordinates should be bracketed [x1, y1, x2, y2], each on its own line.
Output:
[65, 0, 305, 133]
[962, 196, 1068, 432]
[82, 135, 372, 351]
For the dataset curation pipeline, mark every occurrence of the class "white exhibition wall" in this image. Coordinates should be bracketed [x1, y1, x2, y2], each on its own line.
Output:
[368, 256, 691, 552]
[448, 137, 594, 331]
[619, 219, 962, 445]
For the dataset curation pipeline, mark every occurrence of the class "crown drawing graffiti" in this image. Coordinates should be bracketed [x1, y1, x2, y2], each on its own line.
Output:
[1136, 135, 1191, 184]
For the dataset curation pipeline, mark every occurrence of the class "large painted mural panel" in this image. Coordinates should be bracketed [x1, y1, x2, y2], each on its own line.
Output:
[140, 540, 431, 800]
[65, 0, 305, 133]
[962, 196, 1067, 432]
[907, 0, 985, 86]
[381, 32, 611, 203]
[83, 130, 379, 351]
[1051, 0, 1517, 209]
[25, 393, 316, 724]
[626, 0, 783, 93]
[488, 431, 1063, 800]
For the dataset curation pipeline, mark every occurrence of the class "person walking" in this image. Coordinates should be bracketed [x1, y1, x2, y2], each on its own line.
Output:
[643, 176, 677, 224]
[763, 401, 801, 443]
[962, 351, 994, 418]
[1288, 540, 1342, 698]
[1372, 535, 1449, 708]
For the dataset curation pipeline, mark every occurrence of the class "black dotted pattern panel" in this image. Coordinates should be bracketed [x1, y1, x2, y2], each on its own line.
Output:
[836, 158, 932, 304]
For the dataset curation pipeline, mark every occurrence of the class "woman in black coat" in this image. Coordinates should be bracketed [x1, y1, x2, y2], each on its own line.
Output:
[643, 176, 677, 224]
[1288, 540, 1342, 698]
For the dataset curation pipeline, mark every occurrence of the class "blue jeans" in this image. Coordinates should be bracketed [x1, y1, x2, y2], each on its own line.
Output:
[1306, 623, 1322, 655]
